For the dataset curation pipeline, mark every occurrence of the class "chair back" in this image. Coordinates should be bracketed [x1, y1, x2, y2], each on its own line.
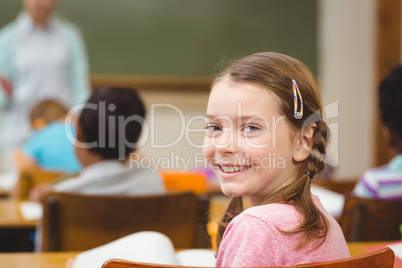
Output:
[340, 195, 402, 241]
[18, 168, 63, 199]
[40, 191, 199, 251]
[101, 247, 394, 268]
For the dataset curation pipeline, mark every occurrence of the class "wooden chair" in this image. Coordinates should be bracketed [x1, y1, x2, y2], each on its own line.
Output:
[40, 191, 200, 251]
[340, 195, 402, 241]
[16, 168, 64, 199]
[101, 247, 394, 268]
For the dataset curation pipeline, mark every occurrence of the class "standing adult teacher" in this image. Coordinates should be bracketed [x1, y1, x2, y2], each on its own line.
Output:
[0, 0, 90, 170]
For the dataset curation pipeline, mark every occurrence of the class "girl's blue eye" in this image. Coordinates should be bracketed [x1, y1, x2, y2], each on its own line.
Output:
[244, 125, 260, 132]
[206, 125, 222, 132]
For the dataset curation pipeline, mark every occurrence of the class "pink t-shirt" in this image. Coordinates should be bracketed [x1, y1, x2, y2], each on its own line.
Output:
[216, 195, 350, 267]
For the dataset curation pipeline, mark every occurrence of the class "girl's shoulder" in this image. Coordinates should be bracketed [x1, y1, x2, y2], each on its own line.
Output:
[236, 202, 302, 229]
[243, 201, 297, 215]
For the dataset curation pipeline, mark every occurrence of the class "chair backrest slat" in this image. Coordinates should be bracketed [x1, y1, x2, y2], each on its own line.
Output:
[101, 247, 395, 268]
[40, 191, 199, 251]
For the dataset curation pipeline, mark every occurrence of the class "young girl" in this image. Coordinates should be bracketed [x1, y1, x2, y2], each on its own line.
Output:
[203, 52, 350, 267]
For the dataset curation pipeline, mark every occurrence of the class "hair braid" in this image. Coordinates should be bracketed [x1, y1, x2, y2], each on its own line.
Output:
[306, 120, 329, 176]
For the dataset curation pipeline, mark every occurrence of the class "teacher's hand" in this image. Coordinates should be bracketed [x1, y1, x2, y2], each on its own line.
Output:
[0, 77, 13, 96]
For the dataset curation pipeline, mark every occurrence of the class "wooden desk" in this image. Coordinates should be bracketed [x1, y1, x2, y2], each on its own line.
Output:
[0, 199, 38, 252]
[0, 189, 9, 199]
[0, 251, 79, 268]
[347, 241, 392, 256]
[0, 242, 391, 268]
[0, 199, 37, 228]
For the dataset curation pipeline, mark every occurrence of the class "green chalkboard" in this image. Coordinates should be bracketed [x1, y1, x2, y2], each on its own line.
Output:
[0, 0, 317, 76]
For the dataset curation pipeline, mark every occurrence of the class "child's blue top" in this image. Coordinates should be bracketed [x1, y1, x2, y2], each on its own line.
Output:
[22, 121, 81, 172]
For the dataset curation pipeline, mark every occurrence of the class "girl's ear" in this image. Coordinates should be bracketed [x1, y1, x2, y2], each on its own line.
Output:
[293, 123, 317, 162]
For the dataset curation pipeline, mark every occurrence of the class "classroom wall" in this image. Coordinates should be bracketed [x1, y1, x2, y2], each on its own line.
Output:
[318, 0, 375, 178]
[137, 90, 210, 173]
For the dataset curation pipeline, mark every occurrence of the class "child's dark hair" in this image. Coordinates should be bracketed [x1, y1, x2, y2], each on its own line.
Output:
[78, 87, 145, 160]
[214, 52, 329, 250]
[30, 99, 68, 125]
[379, 65, 402, 137]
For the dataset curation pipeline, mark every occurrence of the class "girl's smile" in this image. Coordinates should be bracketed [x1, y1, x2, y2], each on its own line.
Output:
[219, 164, 251, 173]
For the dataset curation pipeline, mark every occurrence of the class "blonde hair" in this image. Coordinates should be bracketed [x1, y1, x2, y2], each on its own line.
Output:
[214, 52, 329, 250]
[30, 99, 68, 125]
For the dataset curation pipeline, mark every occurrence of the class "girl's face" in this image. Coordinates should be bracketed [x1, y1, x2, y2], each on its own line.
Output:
[203, 77, 300, 205]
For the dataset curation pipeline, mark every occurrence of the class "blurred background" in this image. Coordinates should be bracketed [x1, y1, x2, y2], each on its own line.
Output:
[0, 0, 396, 179]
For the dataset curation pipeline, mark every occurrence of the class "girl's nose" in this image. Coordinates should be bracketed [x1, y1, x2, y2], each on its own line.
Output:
[216, 131, 239, 154]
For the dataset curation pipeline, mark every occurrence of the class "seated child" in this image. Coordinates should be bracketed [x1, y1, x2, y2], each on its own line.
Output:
[30, 87, 165, 200]
[353, 65, 402, 200]
[15, 99, 81, 173]
[204, 52, 350, 266]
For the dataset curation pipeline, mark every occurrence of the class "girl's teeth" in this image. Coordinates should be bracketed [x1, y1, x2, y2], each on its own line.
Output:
[221, 166, 249, 173]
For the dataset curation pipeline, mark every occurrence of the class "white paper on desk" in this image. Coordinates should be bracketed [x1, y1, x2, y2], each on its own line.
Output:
[0, 170, 18, 191]
[176, 249, 215, 266]
[19, 201, 43, 220]
[73, 231, 176, 268]
[73, 231, 216, 268]
[311, 186, 345, 218]
[388, 241, 402, 259]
